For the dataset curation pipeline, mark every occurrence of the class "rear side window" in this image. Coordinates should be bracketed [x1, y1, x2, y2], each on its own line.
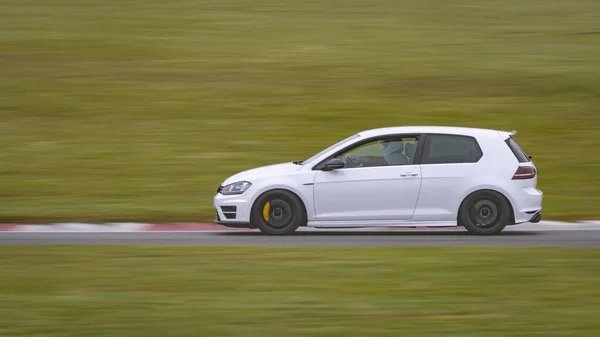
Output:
[421, 134, 482, 164]
[505, 138, 530, 163]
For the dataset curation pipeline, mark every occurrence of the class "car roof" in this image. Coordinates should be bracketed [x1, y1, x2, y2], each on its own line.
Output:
[357, 126, 512, 139]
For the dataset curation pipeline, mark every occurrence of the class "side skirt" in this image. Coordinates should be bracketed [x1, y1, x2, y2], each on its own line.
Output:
[307, 220, 458, 228]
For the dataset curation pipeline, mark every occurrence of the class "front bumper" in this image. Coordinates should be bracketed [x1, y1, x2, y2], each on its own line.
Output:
[215, 210, 253, 228]
[214, 192, 253, 227]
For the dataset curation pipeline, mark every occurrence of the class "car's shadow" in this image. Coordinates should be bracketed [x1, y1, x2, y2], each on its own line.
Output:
[216, 229, 539, 237]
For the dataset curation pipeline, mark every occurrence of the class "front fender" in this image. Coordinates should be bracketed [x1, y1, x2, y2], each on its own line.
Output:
[247, 178, 316, 221]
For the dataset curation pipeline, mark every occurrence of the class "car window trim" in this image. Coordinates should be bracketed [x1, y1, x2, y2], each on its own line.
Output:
[312, 133, 425, 170]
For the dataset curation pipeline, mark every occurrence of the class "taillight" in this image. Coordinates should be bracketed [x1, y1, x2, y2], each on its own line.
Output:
[512, 166, 536, 180]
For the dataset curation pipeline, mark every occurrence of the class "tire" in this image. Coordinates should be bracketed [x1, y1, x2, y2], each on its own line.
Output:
[458, 190, 510, 235]
[251, 189, 305, 235]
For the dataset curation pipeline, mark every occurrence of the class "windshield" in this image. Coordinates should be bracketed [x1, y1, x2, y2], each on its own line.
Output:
[303, 133, 361, 164]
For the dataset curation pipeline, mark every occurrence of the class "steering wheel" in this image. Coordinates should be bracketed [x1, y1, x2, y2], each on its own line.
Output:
[343, 154, 363, 168]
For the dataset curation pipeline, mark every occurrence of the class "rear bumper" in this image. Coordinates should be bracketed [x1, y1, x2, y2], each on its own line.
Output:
[511, 187, 543, 224]
[529, 211, 542, 223]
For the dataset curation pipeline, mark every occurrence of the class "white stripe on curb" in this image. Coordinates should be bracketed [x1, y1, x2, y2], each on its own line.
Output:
[508, 222, 600, 231]
[107, 223, 154, 232]
[3, 221, 600, 232]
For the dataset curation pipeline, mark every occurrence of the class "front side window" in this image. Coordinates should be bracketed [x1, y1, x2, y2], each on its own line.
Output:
[304, 133, 361, 164]
[421, 134, 482, 164]
[335, 136, 419, 168]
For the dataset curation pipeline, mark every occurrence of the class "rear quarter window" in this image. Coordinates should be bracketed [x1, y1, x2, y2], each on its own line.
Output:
[421, 134, 482, 164]
[505, 138, 531, 163]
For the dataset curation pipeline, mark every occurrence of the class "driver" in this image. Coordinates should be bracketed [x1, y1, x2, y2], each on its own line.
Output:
[381, 140, 409, 165]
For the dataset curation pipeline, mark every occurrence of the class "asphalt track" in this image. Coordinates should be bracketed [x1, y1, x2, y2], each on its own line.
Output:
[1, 228, 600, 247]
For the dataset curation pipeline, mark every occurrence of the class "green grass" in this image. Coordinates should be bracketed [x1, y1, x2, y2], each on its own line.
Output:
[1, 0, 599, 223]
[0, 246, 599, 336]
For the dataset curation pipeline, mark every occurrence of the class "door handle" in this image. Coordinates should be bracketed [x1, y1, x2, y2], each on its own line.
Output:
[400, 172, 418, 177]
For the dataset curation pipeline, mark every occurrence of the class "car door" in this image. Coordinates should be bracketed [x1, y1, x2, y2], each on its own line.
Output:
[313, 135, 423, 221]
[412, 134, 483, 221]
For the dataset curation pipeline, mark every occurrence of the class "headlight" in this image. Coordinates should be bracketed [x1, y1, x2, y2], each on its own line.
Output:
[219, 181, 252, 195]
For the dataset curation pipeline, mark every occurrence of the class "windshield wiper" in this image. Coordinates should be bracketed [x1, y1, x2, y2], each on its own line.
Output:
[293, 160, 304, 165]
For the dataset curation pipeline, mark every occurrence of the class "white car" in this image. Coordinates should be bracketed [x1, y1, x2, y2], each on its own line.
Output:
[214, 126, 543, 235]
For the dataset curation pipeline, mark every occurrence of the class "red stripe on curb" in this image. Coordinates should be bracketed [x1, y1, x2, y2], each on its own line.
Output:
[147, 223, 251, 231]
[0, 224, 17, 231]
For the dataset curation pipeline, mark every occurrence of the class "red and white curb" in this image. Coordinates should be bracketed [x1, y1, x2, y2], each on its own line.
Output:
[0, 221, 599, 233]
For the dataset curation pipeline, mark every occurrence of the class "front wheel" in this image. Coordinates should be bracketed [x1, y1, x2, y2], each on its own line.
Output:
[458, 190, 510, 235]
[251, 190, 305, 235]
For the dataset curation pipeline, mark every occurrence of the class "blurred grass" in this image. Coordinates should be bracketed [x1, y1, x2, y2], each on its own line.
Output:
[1, 0, 599, 223]
[0, 246, 599, 336]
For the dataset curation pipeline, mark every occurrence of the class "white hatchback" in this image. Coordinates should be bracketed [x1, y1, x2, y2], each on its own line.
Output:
[214, 126, 543, 235]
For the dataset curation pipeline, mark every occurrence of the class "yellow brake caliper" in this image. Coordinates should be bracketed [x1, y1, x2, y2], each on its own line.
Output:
[262, 202, 270, 222]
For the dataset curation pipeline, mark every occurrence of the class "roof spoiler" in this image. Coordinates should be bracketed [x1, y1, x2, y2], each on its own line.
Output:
[509, 130, 517, 137]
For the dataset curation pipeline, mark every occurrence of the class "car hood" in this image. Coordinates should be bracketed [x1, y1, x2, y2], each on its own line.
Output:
[221, 162, 303, 186]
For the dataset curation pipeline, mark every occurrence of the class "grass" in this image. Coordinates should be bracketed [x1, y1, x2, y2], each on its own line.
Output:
[1, 0, 599, 223]
[0, 246, 599, 336]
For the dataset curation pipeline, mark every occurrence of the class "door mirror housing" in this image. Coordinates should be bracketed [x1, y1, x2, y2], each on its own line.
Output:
[322, 158, 345, 171]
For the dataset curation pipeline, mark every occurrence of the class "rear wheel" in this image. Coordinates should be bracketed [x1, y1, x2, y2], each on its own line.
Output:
[458, 190, 510, 235]
[251, 190, 305, 235]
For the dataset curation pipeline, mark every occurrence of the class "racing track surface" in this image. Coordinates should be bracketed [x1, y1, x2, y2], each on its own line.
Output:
[1, 227, 600, 247]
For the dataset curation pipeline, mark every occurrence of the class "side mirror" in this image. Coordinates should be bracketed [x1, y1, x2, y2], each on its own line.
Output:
[322, 158, 345, 171]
